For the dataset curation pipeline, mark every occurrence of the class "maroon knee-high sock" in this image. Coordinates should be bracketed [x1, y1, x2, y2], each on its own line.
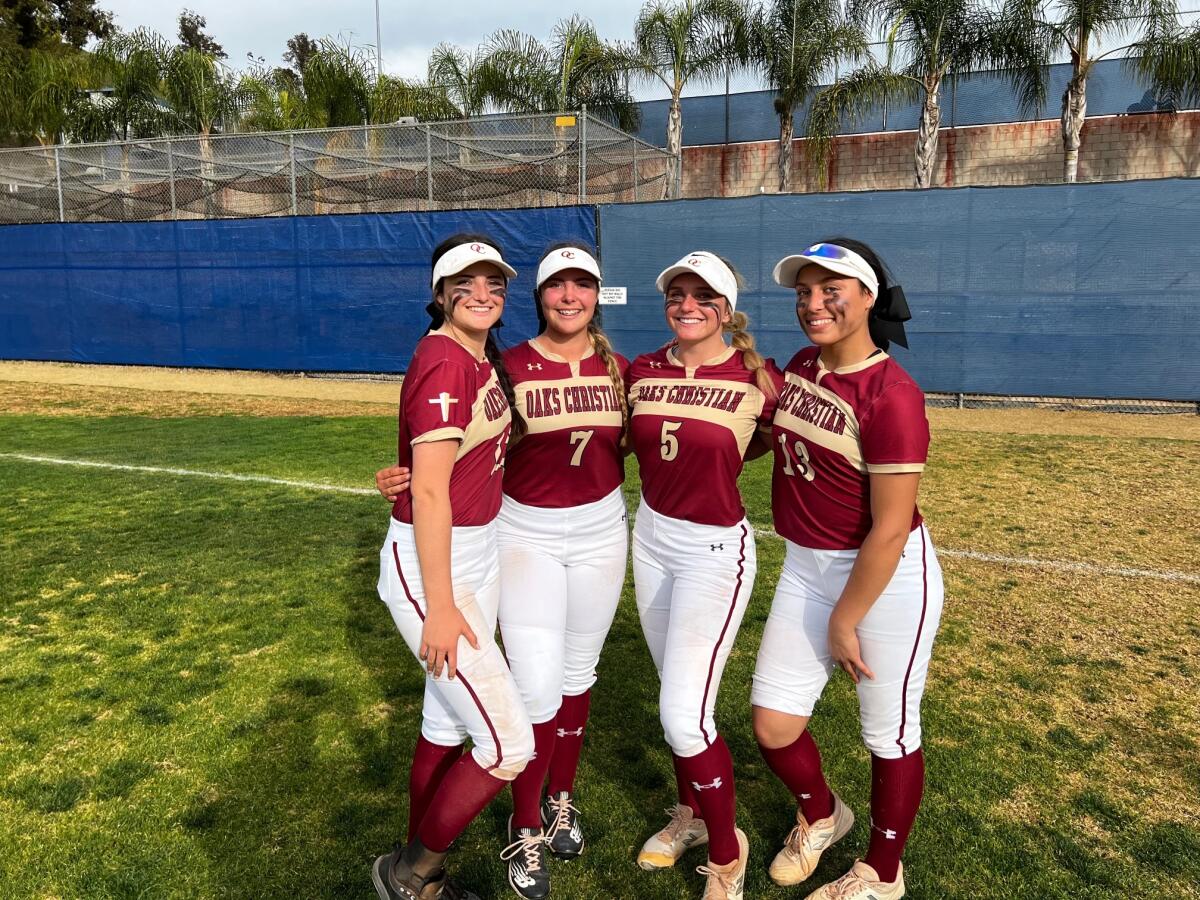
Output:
[546, 692, 590, 796]
[757, 730, 834, 823]
[864, 750, 925, 883]
[673, 736, 738, 865]
[407, 736, 464, 842]
[671, 751, 702, 817]
[511, 719, 558, 829]
[416, 754, 509, 852]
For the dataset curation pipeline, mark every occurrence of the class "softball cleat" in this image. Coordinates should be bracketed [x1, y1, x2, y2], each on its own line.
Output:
[371, 842, 480, 900]
[541, 791, 585, 859]
[696, 827, 749, 900]
[804, 860, 905, 900]
[768, 791, 855, 886]
[637, 803, 709, 870]
[501, 817, 551, 899]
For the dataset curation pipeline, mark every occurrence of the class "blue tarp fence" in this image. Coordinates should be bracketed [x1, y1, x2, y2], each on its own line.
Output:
[0, 206, 595, 372]
[1, 180, 1198, 400]
[597, 181, 1200, 401]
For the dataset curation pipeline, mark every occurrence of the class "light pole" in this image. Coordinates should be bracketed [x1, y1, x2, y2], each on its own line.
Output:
[375, 0, 383, 77]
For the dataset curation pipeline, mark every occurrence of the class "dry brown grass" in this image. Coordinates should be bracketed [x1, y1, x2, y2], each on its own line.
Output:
[0, 380, 395, 417]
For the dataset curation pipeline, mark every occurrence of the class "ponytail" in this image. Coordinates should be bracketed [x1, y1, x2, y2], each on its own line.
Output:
[725, 310, 777, 400]
[586, 320, 629, 437]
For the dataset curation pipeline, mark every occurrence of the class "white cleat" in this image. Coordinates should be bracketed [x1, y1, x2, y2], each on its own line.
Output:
[769, 792, 855, 886]
[696, 827, 749, 900]
[804, 860, 905, 900]
[637, 804, 709, 870]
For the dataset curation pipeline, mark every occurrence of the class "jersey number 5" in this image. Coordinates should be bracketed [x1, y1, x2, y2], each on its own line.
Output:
[778, 434, 815, 481]
[660, 421, 682, 461]
[568, 430, 593, 467]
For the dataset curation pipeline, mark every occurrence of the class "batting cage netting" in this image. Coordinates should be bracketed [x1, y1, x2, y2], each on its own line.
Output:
[0, 113, 672, 226]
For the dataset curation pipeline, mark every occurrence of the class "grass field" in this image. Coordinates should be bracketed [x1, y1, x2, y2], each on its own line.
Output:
[1, 372, 1198, 900]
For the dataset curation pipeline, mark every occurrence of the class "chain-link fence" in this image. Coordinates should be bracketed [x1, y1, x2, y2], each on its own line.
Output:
[0, 111, 673, 225]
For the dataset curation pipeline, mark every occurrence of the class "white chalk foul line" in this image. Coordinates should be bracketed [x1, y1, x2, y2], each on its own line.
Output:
[0, 452, 377, 496]
[4, 452, 1198, 586]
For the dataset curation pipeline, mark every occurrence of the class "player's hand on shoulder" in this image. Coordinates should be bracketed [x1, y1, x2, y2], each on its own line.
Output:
[375, 465, 411, 501]
[419, 604, 480, 680]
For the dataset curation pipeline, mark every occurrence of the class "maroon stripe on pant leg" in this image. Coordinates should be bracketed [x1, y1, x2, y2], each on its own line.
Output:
[895, 527, 930, 757]
[393, 540, 506, 772]
[697, 523, 748, 747]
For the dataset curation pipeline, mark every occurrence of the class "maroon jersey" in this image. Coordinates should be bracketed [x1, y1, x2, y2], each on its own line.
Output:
[503, 340, 629, 508]
[628, 346, 780, 527]
[392, 332, 511, 527]
[771, 346, 928, 550]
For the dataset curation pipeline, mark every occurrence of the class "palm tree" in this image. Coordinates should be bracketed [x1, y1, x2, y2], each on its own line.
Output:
[162, 47, 240, 137]
[1131, 20, 1200, 108]
[808, 0, 1042, 189]
[0, 48, 92, 145]
[89, 28, 173, 141]
[427, 42, 500, 118]
[299, 39, 373, 127]
[1005, 0, 1180, 183]
[752, 0, 867, 191]
[621, 0, 754, 197]
[485, 16, 640, 130]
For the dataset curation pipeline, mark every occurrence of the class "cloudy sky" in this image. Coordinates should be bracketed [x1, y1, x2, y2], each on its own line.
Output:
[97, 0, 770, 98]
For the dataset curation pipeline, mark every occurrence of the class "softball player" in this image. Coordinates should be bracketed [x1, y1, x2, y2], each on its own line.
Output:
[628, 252, 779, 900]
[372, 233, 534, 900]
[377, 243, 629, 900]
[751, 239, 942, 900]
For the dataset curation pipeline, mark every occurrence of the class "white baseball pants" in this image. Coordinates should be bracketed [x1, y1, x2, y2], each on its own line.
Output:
[632, 497, 757, 759]
[495, 488, 628, 724]
[377, 517, 534, 780]
[751, 524, 944, 759]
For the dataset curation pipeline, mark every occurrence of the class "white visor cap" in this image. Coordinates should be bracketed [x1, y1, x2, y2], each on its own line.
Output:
[431, 241, 517, 291]
[655, 251, 739, 310]
[773, 243, 879, 298]
[536, 247, 602, 289]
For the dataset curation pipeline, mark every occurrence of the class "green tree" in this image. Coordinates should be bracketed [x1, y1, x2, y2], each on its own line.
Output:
[283, 32, 318, 74]
[485, 16, 640, 130]
[809, 0, 1038, 189]
[1, 0, 112, 51]
[752, 0, 866, 191]
[1132, 20, 1200, 108]
[620, 0, 753, 198]
[86, 27, 172, 140]
[427, 42, 501, 118]
[1005, 0, 1179, 183]
[177, 8, 225, 59]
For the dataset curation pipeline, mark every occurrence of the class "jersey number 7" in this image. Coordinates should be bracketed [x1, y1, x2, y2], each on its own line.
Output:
[569, 430, 594, 467]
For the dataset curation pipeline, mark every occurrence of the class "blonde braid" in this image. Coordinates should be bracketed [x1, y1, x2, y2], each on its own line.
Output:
[725, 310, 777, 400]
[587, 321, 629, 436]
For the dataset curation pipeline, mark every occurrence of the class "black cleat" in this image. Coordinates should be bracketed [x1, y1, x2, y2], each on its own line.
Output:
[541, 791, 585, 859]
[371, 841, 480, 900]
[501, 816, 551, 899]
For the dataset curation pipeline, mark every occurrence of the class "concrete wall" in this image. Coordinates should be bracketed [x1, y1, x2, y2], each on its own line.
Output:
[681, 111, 1200, 197]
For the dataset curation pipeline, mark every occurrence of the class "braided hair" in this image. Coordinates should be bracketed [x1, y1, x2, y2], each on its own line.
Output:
[710, 253, 778, 400]
[428, 232, 527, 440]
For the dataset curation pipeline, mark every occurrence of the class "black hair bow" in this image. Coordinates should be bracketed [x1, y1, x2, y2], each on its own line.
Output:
[869, 284, 912, 350]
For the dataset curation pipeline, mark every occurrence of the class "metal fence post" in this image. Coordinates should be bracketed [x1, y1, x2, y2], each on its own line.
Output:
[53, 147, 64, 222]
[580, 105, 588, 203]
[288, 133, 298, 216]
[425, 127, 434, 208]
[166, 139, 177, 219]
[632, 141, 639, 201]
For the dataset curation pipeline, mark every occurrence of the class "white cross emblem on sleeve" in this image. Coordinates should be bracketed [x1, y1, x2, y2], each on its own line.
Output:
[428, 392, 459, 422]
